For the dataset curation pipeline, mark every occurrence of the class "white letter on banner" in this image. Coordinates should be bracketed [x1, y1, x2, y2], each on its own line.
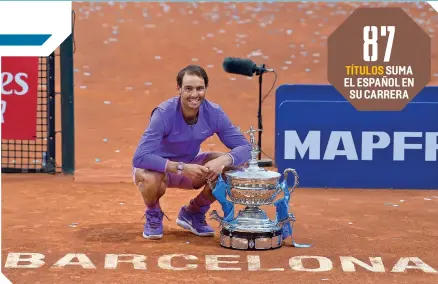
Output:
[425, 132, 438, 162]
[1, 100, 6, 123]
[323, 131, 358, 160]
[393, 132, 422, 161]
[362, 132, 390, 161]
[285, 131, 320, 160]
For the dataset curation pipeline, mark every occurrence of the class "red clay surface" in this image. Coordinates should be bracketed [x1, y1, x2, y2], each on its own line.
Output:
[2, 2, 438, 283]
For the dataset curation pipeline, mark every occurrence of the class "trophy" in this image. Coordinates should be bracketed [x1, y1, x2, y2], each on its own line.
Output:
[210, 126, 310, 250]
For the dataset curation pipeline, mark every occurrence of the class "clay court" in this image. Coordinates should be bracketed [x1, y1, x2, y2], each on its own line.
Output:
[2, 2, 438, 283]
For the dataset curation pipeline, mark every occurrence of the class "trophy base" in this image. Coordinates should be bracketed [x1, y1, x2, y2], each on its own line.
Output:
[219, 227, 283, 250]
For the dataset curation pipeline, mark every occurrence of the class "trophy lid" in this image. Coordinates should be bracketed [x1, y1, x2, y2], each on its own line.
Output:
[225, 126, 281, 180]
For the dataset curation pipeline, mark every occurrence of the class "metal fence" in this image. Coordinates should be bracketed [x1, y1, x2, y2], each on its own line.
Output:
[1, 54, 57, 173]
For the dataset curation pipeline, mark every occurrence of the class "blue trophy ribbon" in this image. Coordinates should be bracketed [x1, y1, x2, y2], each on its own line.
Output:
[274, 178, 312, 248]
[274, 180, 292, 240]
[212, 175, 234, 222]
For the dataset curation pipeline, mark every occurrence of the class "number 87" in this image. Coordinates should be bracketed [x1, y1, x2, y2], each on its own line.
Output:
[363, 25, 395, 62]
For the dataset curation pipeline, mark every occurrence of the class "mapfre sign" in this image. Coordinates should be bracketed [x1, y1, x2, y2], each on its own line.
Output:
[1, 57, 39, 140]
[275, 84, 438, 189]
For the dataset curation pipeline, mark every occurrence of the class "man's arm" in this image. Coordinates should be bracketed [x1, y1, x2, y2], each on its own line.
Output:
[132, 109, 176, 173]
[133, 108, 208, 176]
[215, 107, 251, 166]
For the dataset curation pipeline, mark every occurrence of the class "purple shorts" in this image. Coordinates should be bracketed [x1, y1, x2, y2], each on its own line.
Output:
[133, 151, 211, 189]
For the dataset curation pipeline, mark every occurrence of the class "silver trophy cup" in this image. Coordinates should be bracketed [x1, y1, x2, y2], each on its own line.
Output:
[210, 126, 303, 250]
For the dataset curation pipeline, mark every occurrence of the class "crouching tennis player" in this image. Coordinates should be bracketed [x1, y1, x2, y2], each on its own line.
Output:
[132, 65, 251, 239]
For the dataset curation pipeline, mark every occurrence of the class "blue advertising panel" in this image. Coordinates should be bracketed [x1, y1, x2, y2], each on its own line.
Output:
[275, 84, 438, 189]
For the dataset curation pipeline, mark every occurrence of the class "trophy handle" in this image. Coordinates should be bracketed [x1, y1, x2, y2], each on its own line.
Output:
[275, 184, 283, 196]
[283, 168, 299, 194]
[210, 210, 230, 227]
[277, 212, 296, 228]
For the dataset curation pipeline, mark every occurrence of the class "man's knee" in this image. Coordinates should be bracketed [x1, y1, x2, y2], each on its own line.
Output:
[192, 173, 222, 190]
[192, 180, 207, 190]
[134, 169, 166, 190]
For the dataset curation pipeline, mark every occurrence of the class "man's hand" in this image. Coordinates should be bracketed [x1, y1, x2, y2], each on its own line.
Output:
[204, 155, 233, 182]
[182, 164, 210, 180]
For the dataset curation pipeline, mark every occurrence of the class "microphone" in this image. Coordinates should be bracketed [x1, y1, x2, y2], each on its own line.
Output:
[222, 57, 274, 77]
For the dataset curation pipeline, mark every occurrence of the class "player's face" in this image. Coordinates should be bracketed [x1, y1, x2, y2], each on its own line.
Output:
[179, 74, 206, 110]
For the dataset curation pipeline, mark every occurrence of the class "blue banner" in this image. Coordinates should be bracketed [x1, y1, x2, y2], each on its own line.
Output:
[275, 84, 438, 189]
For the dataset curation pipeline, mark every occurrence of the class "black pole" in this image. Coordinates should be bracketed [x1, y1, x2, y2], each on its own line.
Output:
[60, 33, 75, 175]
[46, 52, 56, 173]
[257, 65, 263, 161]
[255, 64, 273, 167]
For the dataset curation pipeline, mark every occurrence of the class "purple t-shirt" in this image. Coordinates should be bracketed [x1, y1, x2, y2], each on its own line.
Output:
[132, 96, 251, 172]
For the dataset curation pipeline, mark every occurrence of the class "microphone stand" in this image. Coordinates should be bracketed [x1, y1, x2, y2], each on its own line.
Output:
[255, 64, 273, 168]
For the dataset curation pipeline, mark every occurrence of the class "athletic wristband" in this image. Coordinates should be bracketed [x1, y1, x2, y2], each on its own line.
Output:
[226, 153, 235, 166]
